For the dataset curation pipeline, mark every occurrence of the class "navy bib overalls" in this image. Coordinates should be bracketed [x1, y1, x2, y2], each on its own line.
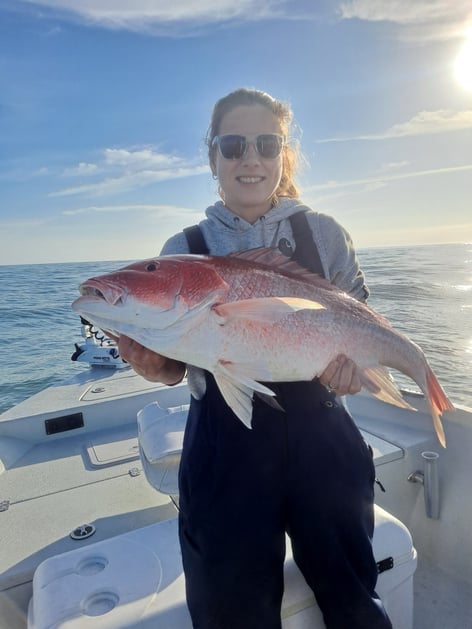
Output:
[178, 213, 392, 629]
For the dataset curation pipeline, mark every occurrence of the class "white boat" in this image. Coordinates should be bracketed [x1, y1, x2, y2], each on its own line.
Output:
[1, 336, 471, 628]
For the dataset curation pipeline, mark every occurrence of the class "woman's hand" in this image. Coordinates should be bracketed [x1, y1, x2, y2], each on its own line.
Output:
[318, 354, 362, 396]
[115, 335, 186, 385]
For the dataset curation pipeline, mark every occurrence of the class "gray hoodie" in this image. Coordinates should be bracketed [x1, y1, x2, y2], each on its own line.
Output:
[161, 197, 369, 399]
[161, 197, 368, 301]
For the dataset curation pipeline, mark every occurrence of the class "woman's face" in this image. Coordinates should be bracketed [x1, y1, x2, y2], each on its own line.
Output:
[213, 104, 283, 223]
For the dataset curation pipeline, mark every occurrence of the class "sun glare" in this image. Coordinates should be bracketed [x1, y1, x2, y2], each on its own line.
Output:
[454, 28, 472, 91]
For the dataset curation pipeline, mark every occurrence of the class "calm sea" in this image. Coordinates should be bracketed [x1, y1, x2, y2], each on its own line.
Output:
[0, 243, 471, 415]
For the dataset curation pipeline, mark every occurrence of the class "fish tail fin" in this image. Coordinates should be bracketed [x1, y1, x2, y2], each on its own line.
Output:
[425, 365, 454, 449]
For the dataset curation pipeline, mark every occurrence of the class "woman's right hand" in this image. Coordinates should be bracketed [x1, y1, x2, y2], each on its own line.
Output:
[116, 335, 186, 385]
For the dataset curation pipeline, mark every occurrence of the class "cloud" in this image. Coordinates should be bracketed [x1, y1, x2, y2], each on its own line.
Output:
[379, 160, 410, 171]
[0, 164, 52, 182]
[339, 0, 469, 25]
[61, 203, 197, 217]
[306, 162, 472, 194]
[43, 25, 62, 36]
[338, 0, 472, 42]
[318, 110, 472, 142]
[0, 217, 50, 229]
[51, 166, 209, 197]
[33, 166, 50, 176]
[51, 146, 209, 197]
[18, 0, 287, 34]
[62, 162, 100, 177]
[102, 148, 182, 169]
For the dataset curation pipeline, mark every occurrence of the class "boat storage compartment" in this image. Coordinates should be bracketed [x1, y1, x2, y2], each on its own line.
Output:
[28, 508, 416, 629]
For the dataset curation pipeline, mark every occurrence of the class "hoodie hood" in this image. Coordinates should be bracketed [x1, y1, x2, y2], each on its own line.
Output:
[205, 198, 307, 231]
[199, 197, 313, 253]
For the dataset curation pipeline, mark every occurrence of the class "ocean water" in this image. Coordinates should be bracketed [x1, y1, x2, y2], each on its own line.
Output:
[0, 243, 471, 415]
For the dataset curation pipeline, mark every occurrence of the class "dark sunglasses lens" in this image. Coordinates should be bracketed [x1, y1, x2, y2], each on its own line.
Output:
[256, 134, 283, 158]
[256, 133, 283, 159]
[219, 135, 246, 159]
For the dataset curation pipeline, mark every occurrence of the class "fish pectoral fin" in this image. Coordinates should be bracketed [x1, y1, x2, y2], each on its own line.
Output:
[360, 366, 416, 411]
[255, 391, 285, 413]
[214, 361, 277, 428]
[212, 297, 325, 324]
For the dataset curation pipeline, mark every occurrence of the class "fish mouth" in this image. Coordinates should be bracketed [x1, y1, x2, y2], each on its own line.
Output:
[79, 280, 126, 306]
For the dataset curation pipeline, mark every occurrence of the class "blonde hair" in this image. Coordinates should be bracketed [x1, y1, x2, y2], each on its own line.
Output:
[206, 87, 300, 200]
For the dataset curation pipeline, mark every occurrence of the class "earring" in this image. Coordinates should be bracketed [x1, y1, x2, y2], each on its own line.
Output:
[212, 173, 218, 180]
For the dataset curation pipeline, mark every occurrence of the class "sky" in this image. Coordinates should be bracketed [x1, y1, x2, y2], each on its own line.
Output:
[1, 0, 471, 265]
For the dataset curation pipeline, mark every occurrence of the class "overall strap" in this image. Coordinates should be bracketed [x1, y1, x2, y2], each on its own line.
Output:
[288, 210, 325, 277]
[183, 225, 209, 254]
[183, 211, 324, 277]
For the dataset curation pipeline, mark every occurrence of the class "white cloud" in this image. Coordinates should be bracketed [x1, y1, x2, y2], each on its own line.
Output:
[384, 110, 472, 137]
[0, 217, 50, 229]
[63, 162, 100, 177]
[1, 165, 51, 181]
[339, 0, 468, 25]
[33, 166, 50, 176]
[338, 0, 472, 41]
[19, 0, 286, 33]
[379, 160, 410, 171]
[51, 166, 209, 197]
[103, 147, 182, 169]
[318, 110, 472, 142]
[43, 25, 62, 36]
[61, 203, 197, 216]
[306, 162, 472, 194]
[52, 146, 209, 197]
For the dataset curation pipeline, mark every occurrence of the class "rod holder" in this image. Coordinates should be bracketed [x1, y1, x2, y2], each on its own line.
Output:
[408, 451, 440, 519]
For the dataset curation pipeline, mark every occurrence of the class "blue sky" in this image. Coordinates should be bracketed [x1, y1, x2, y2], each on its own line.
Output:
[1, 0, 471, 264]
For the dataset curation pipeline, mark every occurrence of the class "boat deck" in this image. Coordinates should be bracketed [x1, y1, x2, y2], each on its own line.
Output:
[1, 369, 471, 628]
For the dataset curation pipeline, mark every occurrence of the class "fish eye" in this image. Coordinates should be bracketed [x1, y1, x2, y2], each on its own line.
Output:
[145, 261, 160, 272]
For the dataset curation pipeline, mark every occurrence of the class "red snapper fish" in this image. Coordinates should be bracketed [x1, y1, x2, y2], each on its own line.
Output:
[72, 248, 453, 447]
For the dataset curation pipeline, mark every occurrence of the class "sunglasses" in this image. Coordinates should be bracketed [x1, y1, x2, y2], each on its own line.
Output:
[212, 134, 285, 160]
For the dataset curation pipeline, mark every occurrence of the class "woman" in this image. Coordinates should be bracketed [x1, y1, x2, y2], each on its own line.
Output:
[118, 88, 392, 629]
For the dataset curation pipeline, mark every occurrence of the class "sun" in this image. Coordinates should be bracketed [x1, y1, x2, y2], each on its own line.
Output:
[454, 28, 472, 91]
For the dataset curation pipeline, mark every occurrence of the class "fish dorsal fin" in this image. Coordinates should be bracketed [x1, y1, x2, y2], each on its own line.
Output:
[228, 247, 317, 279]
[227, 247, 342, 292]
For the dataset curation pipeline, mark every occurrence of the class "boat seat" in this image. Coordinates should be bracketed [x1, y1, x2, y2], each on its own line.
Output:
[138, 401, 189, 495]
[28, 506, 416, 629]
